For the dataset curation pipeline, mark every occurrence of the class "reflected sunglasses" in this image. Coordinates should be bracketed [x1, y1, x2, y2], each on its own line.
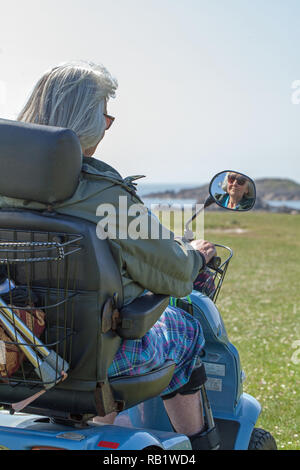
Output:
[104, 113, 115, 130]
[228, 174, 247, 185]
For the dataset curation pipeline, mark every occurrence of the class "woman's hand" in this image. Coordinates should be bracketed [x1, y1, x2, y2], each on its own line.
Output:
[190, 239, 216, 264]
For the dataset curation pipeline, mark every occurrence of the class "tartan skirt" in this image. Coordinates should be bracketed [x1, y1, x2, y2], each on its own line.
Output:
[107, 305, 205, 397]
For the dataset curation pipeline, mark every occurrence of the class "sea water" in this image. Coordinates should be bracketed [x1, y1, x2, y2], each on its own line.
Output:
[137, 182, 199, 207]
[266, 200, 300, 210]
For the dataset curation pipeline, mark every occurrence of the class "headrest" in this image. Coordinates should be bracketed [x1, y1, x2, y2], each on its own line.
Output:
[0, 118, 82, 204]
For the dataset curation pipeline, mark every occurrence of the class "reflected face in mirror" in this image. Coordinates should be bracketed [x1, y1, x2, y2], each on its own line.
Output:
[210, 171, 256, 211]
[226, 173, 250, 208]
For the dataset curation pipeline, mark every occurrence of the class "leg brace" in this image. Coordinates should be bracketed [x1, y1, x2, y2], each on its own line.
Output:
[162, 359, 220, 450]
[161, 358, 207, 400]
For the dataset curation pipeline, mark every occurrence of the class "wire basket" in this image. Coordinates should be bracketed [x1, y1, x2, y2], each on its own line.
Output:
[192, 244, 233, 303]
[206, 244, 233, 303]
[0, 230, 83, 391]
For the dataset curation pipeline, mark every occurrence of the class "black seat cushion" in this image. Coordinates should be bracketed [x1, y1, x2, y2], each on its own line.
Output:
[109, 360, 176, 410]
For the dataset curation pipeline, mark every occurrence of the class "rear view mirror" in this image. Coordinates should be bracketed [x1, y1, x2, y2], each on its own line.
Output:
[209, 171, 256, 211]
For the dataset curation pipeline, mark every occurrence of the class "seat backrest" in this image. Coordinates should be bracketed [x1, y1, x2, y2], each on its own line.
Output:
[0, 118, 82, 204]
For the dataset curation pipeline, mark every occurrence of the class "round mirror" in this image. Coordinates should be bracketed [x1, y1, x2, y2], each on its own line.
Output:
[209, 170, 256, 211]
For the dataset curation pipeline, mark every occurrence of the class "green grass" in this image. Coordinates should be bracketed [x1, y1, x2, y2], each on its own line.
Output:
[162, 210, 300, 450]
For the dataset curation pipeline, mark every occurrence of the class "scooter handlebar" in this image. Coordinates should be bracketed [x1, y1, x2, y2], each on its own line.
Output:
[207, 256, 222, 270]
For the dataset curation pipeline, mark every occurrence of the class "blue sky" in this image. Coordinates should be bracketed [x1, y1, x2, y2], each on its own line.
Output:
[0, 0, 300, 184]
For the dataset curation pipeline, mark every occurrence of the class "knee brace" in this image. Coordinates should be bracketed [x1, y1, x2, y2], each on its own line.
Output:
[161, 359, 207, 401]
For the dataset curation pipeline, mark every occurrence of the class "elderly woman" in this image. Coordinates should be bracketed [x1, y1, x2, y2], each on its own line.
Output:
[0, 61, 216, 449]
[215, 172, 255, 210]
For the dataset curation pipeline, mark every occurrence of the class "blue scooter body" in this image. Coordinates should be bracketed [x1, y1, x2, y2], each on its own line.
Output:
[123, 291, 261, 450]
[0, 291, 260, 450]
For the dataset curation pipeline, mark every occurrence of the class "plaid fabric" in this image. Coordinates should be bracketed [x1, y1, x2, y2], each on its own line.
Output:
[108, 305, 205, 396]
[193, 268, 216, 297]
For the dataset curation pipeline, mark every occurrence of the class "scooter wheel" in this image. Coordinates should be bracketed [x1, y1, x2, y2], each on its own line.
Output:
[248, 428, 277, 450]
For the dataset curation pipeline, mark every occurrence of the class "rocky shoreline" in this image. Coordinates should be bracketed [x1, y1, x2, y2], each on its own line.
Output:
[143, 178, 300, 214]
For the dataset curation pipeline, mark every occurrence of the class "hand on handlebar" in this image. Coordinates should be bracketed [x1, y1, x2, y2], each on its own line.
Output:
[190, 239, 217, 264]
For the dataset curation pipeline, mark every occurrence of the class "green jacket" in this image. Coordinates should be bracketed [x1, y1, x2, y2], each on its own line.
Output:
[0, 157, 203, 305]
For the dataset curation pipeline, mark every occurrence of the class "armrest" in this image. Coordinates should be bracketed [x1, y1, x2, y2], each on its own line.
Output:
[117, 292, 170, 339]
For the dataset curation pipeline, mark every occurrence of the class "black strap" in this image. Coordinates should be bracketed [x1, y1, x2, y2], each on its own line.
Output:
[0, 266, 39, 306]
[189, 425, 220, 450]
[161, 360, 207, 400]
[175, 298, 194, 315]
[0, 265, 7, 284]
[1, 286, 39, 307]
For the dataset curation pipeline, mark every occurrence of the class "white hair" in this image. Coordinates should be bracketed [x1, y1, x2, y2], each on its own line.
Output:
[18, 60, 118, 150]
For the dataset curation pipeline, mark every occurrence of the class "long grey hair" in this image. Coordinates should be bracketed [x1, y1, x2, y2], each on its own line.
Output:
[18, 60, 118, 150]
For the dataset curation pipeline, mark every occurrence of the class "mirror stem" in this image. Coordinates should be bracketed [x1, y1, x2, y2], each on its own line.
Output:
[185, 194, 215, 239]
[204, 194, 215, 209]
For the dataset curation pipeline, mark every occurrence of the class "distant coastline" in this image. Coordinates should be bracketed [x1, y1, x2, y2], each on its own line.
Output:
[138, 178, 300, 214]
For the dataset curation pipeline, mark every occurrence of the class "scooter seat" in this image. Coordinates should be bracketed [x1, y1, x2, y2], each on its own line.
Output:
[109, 360, 175, 410]
[0, 119, 175, 421]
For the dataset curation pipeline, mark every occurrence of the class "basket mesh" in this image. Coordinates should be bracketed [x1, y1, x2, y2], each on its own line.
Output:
[0, 229, 83, 390]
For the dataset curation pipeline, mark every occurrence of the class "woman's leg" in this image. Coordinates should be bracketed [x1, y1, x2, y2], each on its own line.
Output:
[162, 390, 205, 436]
[102, 306, 206, 430]
[92, 391, 205, 435]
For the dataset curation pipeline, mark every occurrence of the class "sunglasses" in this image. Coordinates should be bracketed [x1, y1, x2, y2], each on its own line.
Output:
[104, 113, 115, 130]
[228, 174, 247, 186]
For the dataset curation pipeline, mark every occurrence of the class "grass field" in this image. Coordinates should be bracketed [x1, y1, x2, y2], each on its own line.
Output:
[160, 209, 300, 450]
